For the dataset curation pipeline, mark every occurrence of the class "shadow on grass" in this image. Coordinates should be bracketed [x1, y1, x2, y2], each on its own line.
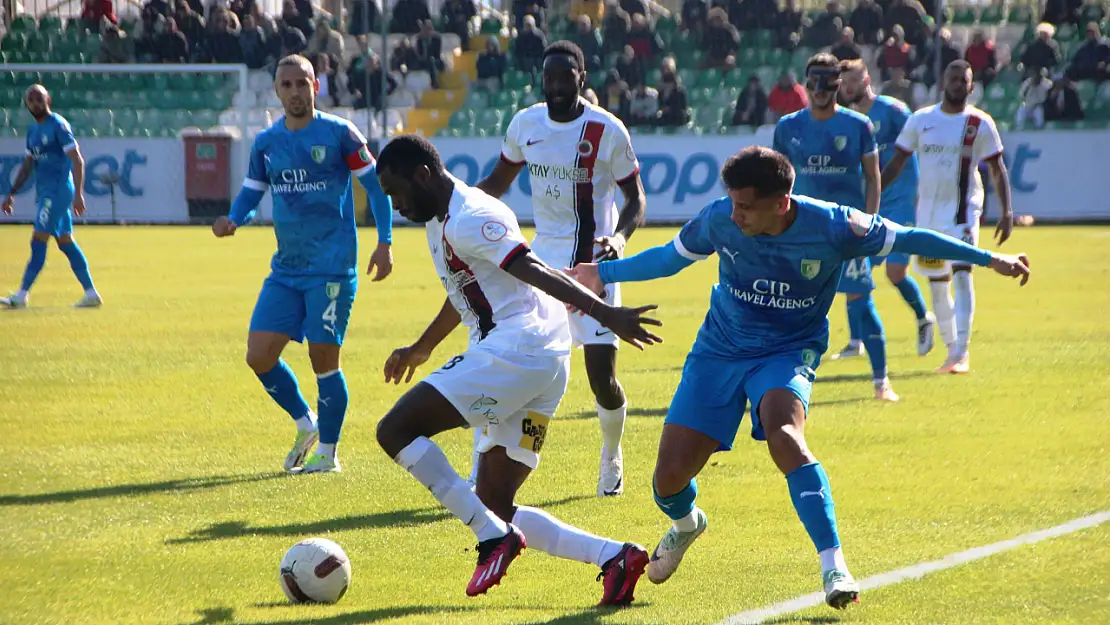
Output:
[816, 370, 934, 384]
[0, 472, 286, 507]
[186, 605, 473, 625]
[521, 603, 653, 624]
[568, 407, 668, 421]
[762, 615, 841, 624]
[168, 494, 595, 545]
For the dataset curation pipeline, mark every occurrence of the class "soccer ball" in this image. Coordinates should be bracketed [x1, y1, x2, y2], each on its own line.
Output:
[278, 538, 352, 603]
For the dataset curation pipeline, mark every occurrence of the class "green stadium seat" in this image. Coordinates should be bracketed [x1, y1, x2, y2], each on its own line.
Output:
[694, 105, 725, 127]
[503, 70, 531, 90]
[1007, 5, 1035, 24]
[656, 15, 678, 35]
[738, 47, 759, 67]
[688, 87, 713, 105]
[678, 68, 699, 87]
[1080, 3, 1106, 25]
[764, 48, 789, 68]
[480, 17, 502, 34]
[1087, 96, 1110, 119]
[979, 5, 1003, 24]
[463, 89, 487, 109]
[0, 72, 16, 87]
[695, 69, 722, 89]
[751, 29, 774, 49]
[996, 66, 1023, 84]
[488, 89, 517, 108]
[39, 15, 63, 33]
[1043, 121, 1077, 130]
[1, 33, 24, 51]
[449, 109, 475, 130]
[1056, 23, 1078, 42]
[519, 90, 540, 107]
[10, 15, 35, 32]
[645, 68, 663, 86]
[194, 110, 221, 128]
[474, 107, 504, 130]
[0, 87, 21, 107]
[437, 127, 464, 137]
[755, 66, 778, 86]
[952, 6, 977, 24]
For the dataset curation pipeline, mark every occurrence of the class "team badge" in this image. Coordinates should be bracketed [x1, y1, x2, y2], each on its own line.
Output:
[800, 259, 821, 279]
[358, 146, 372, 163]
[964, 124, 979, 139]
[481, 221, 508, 241]
[577, 140, 594, 157]
[41, 135, 48, 145]
[872, 121, 882, 134]
[325, 282, 341, 299]
[801, 349, 818, 368]
[834, 136, 847, 151]
[311, 145, 326, 164]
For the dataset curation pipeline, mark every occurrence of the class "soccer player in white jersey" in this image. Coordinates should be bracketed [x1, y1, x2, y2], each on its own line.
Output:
[373, 135, 660, 604]
[882, 60, 1014, 373]
[478, 41, 647, 497]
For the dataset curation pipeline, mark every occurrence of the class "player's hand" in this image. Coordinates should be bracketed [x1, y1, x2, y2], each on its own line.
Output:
[212, 216, 237, 237]
[384, 344, 432, 385]
[987, 252, 1030, 286]
[72, 193, 86, 217]
[562, 263, 605, 315]
[594, 304, 663, 350]
[593, 234, 626, 261]
[2, 195, 13, 215]
[995, 213, 1014, 245]
[367, 242, 393, 282]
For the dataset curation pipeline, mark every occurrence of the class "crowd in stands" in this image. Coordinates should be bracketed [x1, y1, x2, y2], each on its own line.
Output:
[14, 0, 1110, 130]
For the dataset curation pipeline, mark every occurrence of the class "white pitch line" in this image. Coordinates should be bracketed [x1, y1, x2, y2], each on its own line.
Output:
[716, 510, 1110, 625]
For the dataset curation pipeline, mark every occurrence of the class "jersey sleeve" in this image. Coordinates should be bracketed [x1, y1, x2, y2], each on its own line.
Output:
[673, 201, 718, 261]
[501, 112, 526, 166]
[894, 112, 920, 153]
[453, 204, 532, 270]
[55, 117, 78, 153]
[772, 120, 788, 155]
[243, 135, 269, 191]
[974, 114, 1004, 162]
[606, 119, 640, 184]
[832, 207, 900, 259]
[860, 117, 877, 156]
[889, 100, 912, 138]
[338, 120, 376, 176]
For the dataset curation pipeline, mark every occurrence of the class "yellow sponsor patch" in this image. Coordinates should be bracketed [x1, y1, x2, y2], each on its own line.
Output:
[916, 256, 947, 270]
[519, 412, 551, 453]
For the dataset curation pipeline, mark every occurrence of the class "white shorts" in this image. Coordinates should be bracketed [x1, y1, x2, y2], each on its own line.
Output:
[422, 347, 570, 469]
[532, 238, 621, 348]
[913, 218, 980, 278]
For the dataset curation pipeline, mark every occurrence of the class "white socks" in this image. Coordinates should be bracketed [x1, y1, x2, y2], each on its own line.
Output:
[512, 505, 624, 567]
[395, 436, 508, 542]
[316, 443, 336, 458]
[673, 508, 700, 533]
[952, 270, 975, 353]
[294, 413, 317, 432]
[929, 279, 957, 347]
[819, 546, 848, 573]
[597, 401, 627, 454]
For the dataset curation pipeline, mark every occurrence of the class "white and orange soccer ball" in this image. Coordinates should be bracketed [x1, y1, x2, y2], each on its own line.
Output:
[278, 538, 352, 604]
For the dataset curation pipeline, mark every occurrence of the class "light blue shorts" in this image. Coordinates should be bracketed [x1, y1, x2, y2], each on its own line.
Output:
[249, 274, 358, 345]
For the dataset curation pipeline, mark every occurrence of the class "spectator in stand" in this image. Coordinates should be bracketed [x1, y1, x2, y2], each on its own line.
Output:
[615, 44, 644, 90]
[776, 0, 804, 48]
[348, 0, 379, 36]
[441, 0, 476, 49]
[314, 53, 341, 107]
[98, 21, 134, 62]
[831, 27, 863, 61]
[572, 15, 604, 72]
[207, 10, 243, 62]
[879, 24, 914, 80]
[135, 15, 159, 62]
[174, 1, 206, 58]
[513, 0, 547, 31]
[391, 0, 431, 34]
[602, 2, 631, 55]
[918, 26, 960, 85]
[879, 64, 915, 107]
[306, 15, 344, 67]
[348, 38, 396, 110]
[702, 6, 739, 69]
[849, 0, 883, 45]
[514, 15, 547, 76]
[657, 60, 690, 126]
[145, 0, 170, 18]
[732, 75, 768, 128]
[1042, 0, 1083, 26]
[278, 19, 307, 57]
[1069, 22, 1110, 81]
[884, 0, 927, 47]
[965, 30, 998, 86]
[627, 12, 664, 63]
[281, 0, 312, 41]
[571, 0, 605, 25]
[768, 70, 807, 119]
[1021, 22, 1063, 77]
[391, 36, 419, 72]
[621, 0, 647, 17]
[627, 82, 660, 126]
[239, 14, 268, 68]
[1017, 68, 1052, 128]
[806, 1, 846, 48]
[82, 0, 117, 32]
[414, 19, 444, 87]
[1045, 75, 1085, 120]
[728, 0, 761, 31]
[599, 68, 632, 120]
[155, 15, 189, 62]
[476, 37, 507, 90]
[682, 0, 709, 40]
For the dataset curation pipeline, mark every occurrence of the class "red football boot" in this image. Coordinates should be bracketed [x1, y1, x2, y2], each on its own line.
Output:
[597, 543, 650, 607]
[466, 525, 526, 596]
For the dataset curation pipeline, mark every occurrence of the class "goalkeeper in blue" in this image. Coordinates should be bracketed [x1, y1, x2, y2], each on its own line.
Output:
[211, 55, 394, 474]
[568, 146, 1030, 610]
[2, 85, 101, 309]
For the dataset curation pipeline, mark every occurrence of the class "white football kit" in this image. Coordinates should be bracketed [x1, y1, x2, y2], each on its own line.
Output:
[895, 104, 1004, 277]
[501, 100, 640, 347]
[422, 176, 572, 470]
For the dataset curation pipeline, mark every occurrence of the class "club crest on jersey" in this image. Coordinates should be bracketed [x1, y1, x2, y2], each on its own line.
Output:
[311, 145, 326, 164]
[577, 140, 595, 157]
[800, 259, 821, 279]
[872, 121, 882, 134]
[481, 221, 508, 242]
[964, 124, 979, 139]
[326, 282, 341, 299]
[41, 135, 48, 145]
[834, 136, 847, 151]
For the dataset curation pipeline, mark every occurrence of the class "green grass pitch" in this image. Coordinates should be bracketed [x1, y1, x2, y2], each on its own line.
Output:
[1, 224, 1108, 625]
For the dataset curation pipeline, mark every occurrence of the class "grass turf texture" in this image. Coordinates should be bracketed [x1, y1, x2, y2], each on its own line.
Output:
[1, 224, 1108, 625]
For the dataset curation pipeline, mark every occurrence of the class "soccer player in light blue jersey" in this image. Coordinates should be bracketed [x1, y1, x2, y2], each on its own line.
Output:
[839, 59, 936, 357]
[569, 146, 1030, 610]
[1, 85, 101, 309]
[773, 53, 896, 402]
[211, 55, 394, 474]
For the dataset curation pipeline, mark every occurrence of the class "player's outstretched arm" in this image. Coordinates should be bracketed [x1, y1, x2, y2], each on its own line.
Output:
[570, 241, 697, 296]
[881, 148, 912, 191]
[384, 297, 461, 384]
[475, 158, 524, 199]
[891, 227, 1030, 285]
[504, 252, 663, 350]
[3, 155, 35, 214]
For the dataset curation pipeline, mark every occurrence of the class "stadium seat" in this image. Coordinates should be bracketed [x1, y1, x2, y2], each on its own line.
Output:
[504, 70, 531, 90]
[10, 15, 35, 32]
[419, 89, 466, 109]
[39, 14, 63, 33]
[1080, 3, 1106, 25]
[480, 16, 503, 34]
[678, 68, 699, 87]
[463, 89, 487, 109]
[519, 90, 540, 107]
[696, 69, 723, 89]
[979, 4, 1003, 24]
[1056, 23, 1078, 42]
[1007, 5, 1034, 24]
[952, 5, 978, 24]
[449, 108, 475, 129]
[688, 87, 712, 105]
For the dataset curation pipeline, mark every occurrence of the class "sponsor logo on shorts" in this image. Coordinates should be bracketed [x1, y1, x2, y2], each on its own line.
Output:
[470, 394, 499, 423]
[519, 412, 550, 453]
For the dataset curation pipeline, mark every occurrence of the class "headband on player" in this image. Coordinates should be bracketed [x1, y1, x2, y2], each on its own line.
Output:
[805, 66, 841, 92]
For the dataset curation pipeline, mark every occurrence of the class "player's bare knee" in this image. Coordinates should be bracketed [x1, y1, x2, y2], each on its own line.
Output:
[653, 457, 697, 496]
[375, 412, 411, 459]
[244, 347, 278, 374]
[57, 234, 74, 245]
[31, 231, 50, 242]
[765, 424, 813, 473]
[307, 343, 341, 375]
[588, 374, 623, 407]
